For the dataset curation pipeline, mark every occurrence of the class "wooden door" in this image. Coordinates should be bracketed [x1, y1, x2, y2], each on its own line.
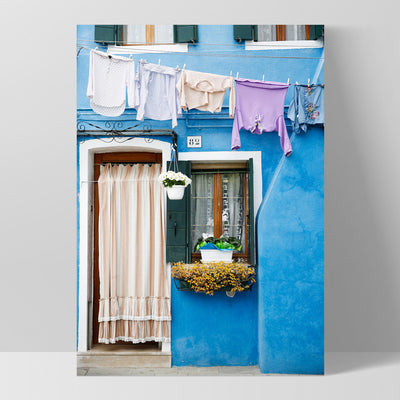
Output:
[92, 152, 162, 345]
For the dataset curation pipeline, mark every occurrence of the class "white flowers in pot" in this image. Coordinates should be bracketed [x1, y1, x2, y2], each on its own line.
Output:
[159, 171, 192, 200]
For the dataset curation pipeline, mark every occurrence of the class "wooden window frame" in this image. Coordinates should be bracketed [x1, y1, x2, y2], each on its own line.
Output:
[122, 24, 171, 46]
[261, 25, 313, 41]
[190, 168, 250, 263]
[276, 25, 286, 41]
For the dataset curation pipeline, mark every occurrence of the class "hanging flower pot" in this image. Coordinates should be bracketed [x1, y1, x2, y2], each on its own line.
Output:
[166, 185, 185, 200]
[159, 171, 191, 201]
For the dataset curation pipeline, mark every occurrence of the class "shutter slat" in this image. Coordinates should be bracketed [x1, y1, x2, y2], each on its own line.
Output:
[308, 25, 324, 40]
[173, 25, 198, 43]
[233, 25, 256, 42]
[94, 25, 123, 45]
[166, 161, 191, 263]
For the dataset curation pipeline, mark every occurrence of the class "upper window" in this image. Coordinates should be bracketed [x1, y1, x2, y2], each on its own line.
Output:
[124, 25, 174, 45]
[258, 25, 308, 42]
[233, 24, 324, 43]
[94, 24, 198, 46]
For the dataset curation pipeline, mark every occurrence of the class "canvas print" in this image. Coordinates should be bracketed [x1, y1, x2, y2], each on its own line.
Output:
[76, 24, 324, 375]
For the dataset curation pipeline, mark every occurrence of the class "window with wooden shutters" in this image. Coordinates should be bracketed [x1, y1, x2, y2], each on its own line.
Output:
[121, 25, 198, 45]
[190, 161, 255, 264]
[165, 160, 255, 265]
[234, 24, 324, 42]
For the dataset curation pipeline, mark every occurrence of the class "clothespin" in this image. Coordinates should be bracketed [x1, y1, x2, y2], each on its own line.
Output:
[307, 78, 310, 87]
[183, 64, 186, 70]
[158, 59, 161, 66]
[262, 74, 265, 82]
[129, 54, 133, 59]
[236, 72, 239, 78]
[287, 78, 290, 84]
[296, 81, 299, 85]
[230, 71, 232, 77]
[95, 47, 98, 51]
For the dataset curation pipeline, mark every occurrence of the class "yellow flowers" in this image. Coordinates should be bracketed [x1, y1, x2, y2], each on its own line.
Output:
[171, 261, 256, 296]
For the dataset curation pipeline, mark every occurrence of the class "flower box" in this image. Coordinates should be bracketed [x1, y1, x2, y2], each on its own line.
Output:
[171, 262, 256, 296]
[200, 249, 233, 263]
[173, 278, 255, 294]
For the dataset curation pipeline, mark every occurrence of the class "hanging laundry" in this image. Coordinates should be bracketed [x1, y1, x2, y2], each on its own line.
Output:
[231, 79, 292, 156]
[134, 60, 182, 128]
[177, 70, 235, 117]
[87, 49, 135, 117]
[287, 84, 324, 133]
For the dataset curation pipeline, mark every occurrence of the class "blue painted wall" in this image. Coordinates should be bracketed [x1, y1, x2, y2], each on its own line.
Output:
[77, 24, 324, 373]
[172, 286, 258, 366]
[257, 128, 324, 374]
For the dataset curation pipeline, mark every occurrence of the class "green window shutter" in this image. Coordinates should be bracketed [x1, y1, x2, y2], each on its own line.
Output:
[166, 161, 192, 263]
[94, 25, 123, 45]
[173, 25, 198, 43]
[248, 158, 256, 265]
[233, 25, 257, 42]
[308, 25, 324, 40]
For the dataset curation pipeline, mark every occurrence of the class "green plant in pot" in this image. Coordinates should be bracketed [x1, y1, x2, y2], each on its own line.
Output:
[194, 235, 242, 252]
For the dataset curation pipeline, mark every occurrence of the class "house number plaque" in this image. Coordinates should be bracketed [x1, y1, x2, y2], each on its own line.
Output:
[187, 136, 202, 148]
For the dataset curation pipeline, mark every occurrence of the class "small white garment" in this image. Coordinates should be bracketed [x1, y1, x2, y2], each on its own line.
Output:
[87, 49, 135, 117]
[134, 60, 182, 128]
[177, 69, 236, 117]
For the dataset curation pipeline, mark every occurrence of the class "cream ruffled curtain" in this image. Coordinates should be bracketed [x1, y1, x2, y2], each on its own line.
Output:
[97, 163, 170, 344]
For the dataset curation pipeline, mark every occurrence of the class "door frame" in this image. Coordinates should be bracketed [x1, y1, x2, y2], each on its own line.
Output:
[77, 138, 171, 352]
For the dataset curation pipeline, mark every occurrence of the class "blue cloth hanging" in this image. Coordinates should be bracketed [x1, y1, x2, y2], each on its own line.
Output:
[287, 85, 324, 133]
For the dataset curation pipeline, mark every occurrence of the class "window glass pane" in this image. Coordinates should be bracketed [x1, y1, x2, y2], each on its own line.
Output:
[154, 25, 174, 44]
[285, 25, 306, 40]
[221, 173, 246, 251]
[125, 24, 146, 44]
[191, 174, 214, 248]
[257, 25, 276, 41]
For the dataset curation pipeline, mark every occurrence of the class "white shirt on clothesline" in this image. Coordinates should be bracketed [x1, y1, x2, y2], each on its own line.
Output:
[134, 61, 182, 128]
[87, 49, 136, 117]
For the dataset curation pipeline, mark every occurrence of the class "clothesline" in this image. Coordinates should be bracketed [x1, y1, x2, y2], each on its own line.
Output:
[76, 44, 325, 60]
[80, 47, 324, 87]
[85, 49, 324, 157]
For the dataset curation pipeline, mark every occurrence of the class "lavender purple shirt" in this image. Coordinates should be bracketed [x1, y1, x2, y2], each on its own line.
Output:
[231, 78, 292, 156]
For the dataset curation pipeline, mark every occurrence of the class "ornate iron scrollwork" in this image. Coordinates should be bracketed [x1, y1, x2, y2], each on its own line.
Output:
[76, 120, 152, 134]
[76, 120, 174, 145]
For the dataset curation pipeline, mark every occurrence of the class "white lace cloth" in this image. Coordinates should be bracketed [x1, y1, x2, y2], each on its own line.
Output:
[87, 49, 135, 117]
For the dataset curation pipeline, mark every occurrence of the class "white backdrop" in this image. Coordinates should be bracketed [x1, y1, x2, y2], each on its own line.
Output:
[0, 0, 399, 356]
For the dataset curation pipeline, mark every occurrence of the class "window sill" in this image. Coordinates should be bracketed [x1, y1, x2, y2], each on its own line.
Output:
[108, 43, 188, 55]
[245, 38, 323, 50]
